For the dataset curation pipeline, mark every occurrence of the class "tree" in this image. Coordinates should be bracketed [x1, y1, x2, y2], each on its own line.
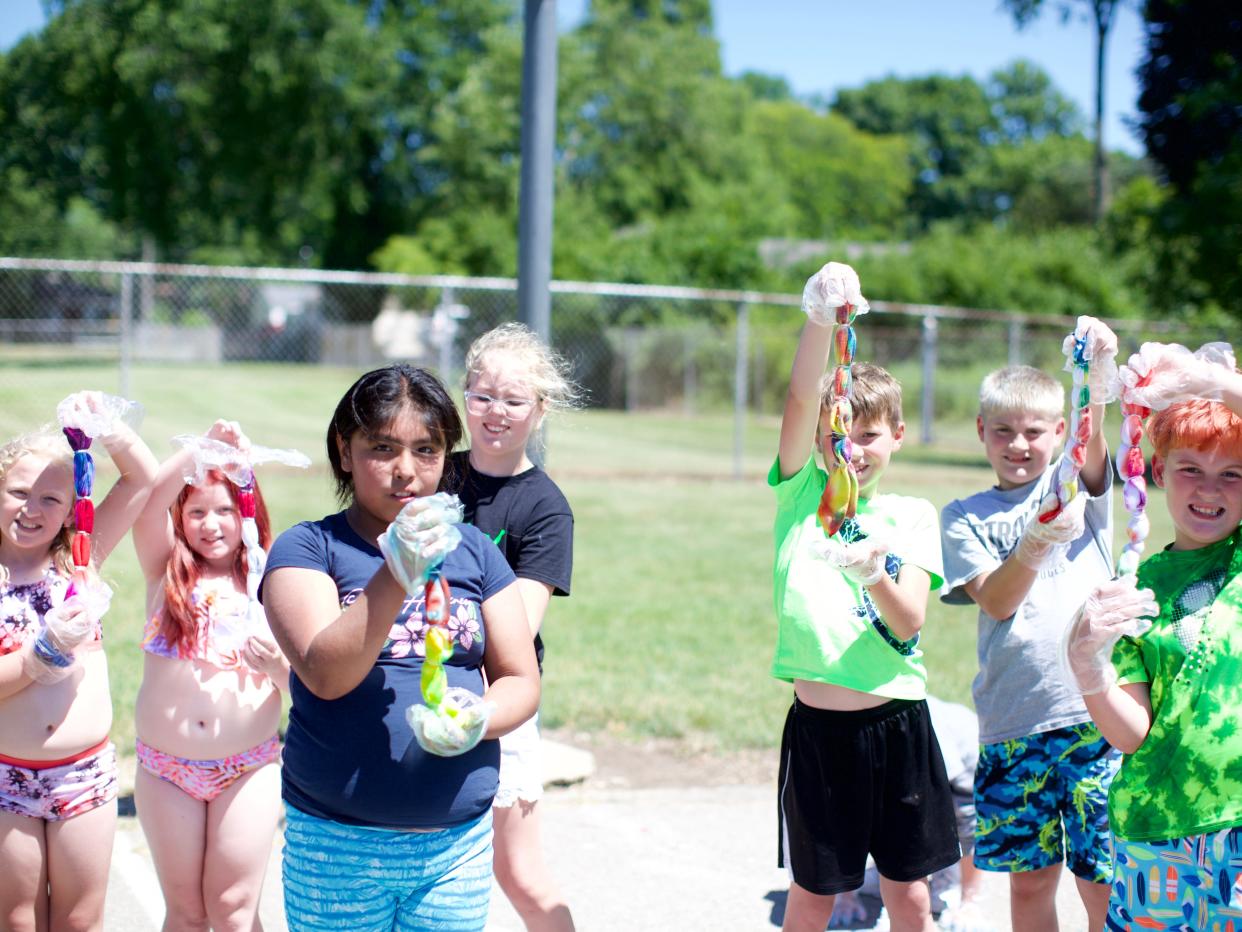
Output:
[747, 100, 911, 239]
[1001, 0, 1126, 223]
[0, 0, 513, 267]
[1136, 1, 1242, 315]
[737, 71, 794, 103]
[831, 64, 1094, 231]
[833, 74, 997, 226]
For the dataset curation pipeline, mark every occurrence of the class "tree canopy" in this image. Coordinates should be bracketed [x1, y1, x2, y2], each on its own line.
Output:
[1135, 0, 1242, 313]
[4, 0, 1219, 323]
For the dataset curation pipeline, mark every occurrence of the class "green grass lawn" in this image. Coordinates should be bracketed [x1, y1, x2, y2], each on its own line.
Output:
[0, 360, 1174, 756]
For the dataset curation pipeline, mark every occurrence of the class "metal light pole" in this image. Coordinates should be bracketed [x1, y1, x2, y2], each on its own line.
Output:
[517, 0, 557, 342]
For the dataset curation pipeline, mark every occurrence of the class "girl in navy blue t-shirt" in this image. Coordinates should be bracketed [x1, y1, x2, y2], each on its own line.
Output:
[262, 365, 539, 932]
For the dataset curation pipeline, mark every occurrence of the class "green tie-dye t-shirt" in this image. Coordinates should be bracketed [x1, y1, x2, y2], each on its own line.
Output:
[1109, 529, 1242, 841]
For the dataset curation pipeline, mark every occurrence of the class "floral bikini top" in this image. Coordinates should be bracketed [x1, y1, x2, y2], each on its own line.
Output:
[141, 577, 265, 675]
[0, 569, 98, 657]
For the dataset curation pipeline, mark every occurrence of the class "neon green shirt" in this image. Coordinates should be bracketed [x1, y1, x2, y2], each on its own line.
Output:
[769, 456, 944, 699]
[1110, 528, 1242, 841]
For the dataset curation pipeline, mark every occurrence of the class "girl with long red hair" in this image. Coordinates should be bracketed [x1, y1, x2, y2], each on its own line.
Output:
[131, 420, 288, 931]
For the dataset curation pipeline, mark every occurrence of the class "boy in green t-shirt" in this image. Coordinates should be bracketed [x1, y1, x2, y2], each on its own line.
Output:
[772, 262, 958, 932]
[1064, 341, 1242, 927]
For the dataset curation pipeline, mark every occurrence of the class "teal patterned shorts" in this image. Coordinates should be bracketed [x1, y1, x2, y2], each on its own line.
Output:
[974, 723, 1118, 881]
[1108, 826, 1242, 930]
[283, 804, 494, 931]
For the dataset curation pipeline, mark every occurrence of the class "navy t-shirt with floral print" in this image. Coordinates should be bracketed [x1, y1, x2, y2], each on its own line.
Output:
[262, 510, 515, 829]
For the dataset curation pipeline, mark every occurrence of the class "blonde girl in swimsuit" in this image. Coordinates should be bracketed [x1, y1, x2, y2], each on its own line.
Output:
[132, 420, 288, 931]
[0, 394, 158, 932]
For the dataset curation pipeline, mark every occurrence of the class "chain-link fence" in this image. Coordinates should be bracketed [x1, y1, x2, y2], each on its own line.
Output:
[0, 257, 1224, 476]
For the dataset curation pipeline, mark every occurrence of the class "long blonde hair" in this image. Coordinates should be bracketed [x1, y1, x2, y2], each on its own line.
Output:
[0, 427, 76, 585]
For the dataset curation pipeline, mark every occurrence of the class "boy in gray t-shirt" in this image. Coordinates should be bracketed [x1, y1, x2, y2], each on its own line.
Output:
[940, 327, 1119, 932]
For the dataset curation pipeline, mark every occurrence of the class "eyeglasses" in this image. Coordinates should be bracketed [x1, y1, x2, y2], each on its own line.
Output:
[464, 391, 537, 419]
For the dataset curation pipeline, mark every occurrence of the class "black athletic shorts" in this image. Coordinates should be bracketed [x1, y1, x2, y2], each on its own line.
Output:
[777, 697, 961, 896]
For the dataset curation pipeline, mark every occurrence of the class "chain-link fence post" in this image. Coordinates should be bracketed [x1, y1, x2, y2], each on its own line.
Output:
[623, 328, 640, 412]
[683, 329, 696, 417]
[920, 313, 937, 444]
[734, 302, 749, 480]
[1008, 316, 1024, 366]
[119, 272, 133, 398]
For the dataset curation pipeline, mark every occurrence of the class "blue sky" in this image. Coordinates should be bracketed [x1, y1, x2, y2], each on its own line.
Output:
[2, 0, 1146, 154]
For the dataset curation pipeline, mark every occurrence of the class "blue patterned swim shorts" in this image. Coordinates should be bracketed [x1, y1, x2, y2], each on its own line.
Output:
[974, 723, 1118, 881]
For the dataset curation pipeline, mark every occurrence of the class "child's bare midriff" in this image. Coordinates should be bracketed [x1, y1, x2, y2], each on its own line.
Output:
[136, 652, 281, 759]
[0, 648, 112, 759]
[795, 678, 890, 711]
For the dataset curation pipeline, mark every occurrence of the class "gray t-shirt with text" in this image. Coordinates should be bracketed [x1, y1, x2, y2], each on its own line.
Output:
[940, 459, 1113, 744]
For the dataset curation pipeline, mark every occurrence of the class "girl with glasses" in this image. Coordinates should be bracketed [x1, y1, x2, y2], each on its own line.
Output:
[453, 323, 580, 932]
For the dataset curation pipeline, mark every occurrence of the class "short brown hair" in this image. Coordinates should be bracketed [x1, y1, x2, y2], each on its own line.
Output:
[820, 362, 903, 431]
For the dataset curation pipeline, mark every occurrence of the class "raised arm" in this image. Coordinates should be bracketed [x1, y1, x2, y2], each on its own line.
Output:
[90, 419, 159, 566]
[778, 322, 833, 481]
[131, 452, 191, 585]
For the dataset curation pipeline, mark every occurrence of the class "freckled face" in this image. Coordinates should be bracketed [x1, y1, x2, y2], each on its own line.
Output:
[0, 454, 73, 554]
[1154, 446, 1242, 550]
[180, 481, 242, 570]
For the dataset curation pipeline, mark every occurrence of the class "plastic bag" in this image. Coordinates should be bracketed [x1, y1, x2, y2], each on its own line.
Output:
[801, 261, 870, 326]
[172, 434, 310, 487]
[406, 688, 494, 757]
[56, 391, 144, 443]
[1062, 315, 1120, 404]
[378, 493, 464, 593]
[1117, 341, 1237, 412]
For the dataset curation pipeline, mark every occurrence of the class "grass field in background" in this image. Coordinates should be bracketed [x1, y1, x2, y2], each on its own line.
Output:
[0, 360, 1172, 754]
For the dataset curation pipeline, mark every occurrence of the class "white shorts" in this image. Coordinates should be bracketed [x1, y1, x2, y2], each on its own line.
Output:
[493, 712, 542, 808]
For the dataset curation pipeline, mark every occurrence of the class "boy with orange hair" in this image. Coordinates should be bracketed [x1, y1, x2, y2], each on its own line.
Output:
[1063, 342, 1242, 927]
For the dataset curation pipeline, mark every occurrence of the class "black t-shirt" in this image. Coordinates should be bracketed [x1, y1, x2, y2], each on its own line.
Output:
[450, 450, 574, 669]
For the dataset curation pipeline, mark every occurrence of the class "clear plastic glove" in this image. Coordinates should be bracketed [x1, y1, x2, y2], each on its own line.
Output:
[810, 536, 889, 586]
[801, 261, 870, 327]
[828, 890, 868, 928]
[1014, 493, 1086, 570]
[173, 426, 309, 487]
[56, 390, 143, 443]
[378, 493, 464, 593]
[1067, 315, 1120, 403]
[1062, 577, 1158, 694]
[1118, 341, 1237, 412]
[22, 585, 111, 683]
[406, 687, 494, 757]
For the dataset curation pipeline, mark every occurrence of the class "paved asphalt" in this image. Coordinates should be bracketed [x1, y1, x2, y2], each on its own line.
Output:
[104, 779, 1092, 931]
